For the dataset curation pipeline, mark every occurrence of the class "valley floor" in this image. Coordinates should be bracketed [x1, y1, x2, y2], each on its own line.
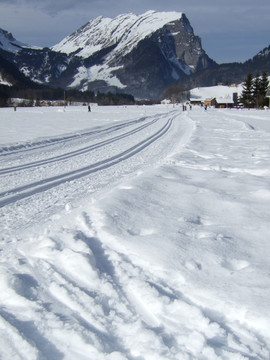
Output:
[0, 105, 270, 359]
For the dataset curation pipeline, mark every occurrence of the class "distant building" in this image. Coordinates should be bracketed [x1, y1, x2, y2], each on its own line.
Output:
[204, 98, 216, 107]
[39, 100, 51, 107]
[189, 98, 202, 106]
[214, 97, 234, 108]
[189, 92, 237, 108]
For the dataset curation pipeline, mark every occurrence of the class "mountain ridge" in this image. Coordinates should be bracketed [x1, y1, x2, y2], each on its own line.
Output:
[48, 10, 216, 98]
[0, 11, 216, 98]
[51, 11, 187, 58]
[0, 11, 269, 99]
[178, 44, 270, 90]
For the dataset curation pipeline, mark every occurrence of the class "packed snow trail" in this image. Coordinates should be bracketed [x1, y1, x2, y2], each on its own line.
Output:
[0, 115, 172, 207]
[0, 106, 185, 234]
[0, 105, 270, 360]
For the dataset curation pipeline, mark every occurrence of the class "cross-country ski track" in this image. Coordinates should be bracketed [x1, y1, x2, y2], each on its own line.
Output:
[0, 113, 175, 207]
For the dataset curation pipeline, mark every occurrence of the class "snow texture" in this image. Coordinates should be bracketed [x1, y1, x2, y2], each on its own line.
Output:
[52, 11, 183, 59]
[0, 104, 270, 359]
[68, 65, 126, 90]
[190, 85, 243, 101]
[0, 73, 12, 86]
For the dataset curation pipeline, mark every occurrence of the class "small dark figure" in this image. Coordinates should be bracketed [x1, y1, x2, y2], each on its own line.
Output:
[88, 105, 91, 112]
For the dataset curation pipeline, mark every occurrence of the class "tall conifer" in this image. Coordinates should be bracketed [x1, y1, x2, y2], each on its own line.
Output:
[260, 71, 269, 107]
[241, 73, 254, 108]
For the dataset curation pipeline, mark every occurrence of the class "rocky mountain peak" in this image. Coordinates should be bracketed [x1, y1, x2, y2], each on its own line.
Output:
[48, 11, 215, 98]
[51, 11, 185, 58]
[0, 28, 27, 53]
[0, 11, 217, 99]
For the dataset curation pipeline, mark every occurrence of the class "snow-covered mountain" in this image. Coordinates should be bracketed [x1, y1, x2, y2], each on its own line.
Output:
[1, 11, 269, 99]
[0, 28, 28, 53]
[52, 11, 193, 61]
[50, 11, 216, 98]
[0, 11, 216, 98]
[0, 30, 41, 89]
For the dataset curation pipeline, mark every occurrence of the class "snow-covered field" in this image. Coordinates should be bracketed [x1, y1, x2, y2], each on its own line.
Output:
[0, 104, 270, 360]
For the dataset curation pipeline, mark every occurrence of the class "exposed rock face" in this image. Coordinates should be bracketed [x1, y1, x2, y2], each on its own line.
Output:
[109, 14, 216, 98]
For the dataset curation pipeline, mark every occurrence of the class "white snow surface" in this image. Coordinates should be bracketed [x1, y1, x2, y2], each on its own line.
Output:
[68, 65, 126, 91]
[0, 105, 270, 359]
[190, 85, 243, 100]
[0, 73, 12, 86]
[51, 10, 183, 59]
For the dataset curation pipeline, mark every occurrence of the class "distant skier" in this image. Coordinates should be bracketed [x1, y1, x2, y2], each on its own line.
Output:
[88, 105, 91, 112]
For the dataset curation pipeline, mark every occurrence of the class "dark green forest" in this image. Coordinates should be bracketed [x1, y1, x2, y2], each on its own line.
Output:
[0, 84, 138, 107]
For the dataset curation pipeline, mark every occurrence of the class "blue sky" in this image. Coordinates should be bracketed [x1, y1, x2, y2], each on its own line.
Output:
[1, 0, 269, 63]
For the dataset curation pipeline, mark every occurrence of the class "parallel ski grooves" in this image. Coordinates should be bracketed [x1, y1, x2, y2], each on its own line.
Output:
[0, 116, 159, 175]
[0, 118, 172, 207]
[0, 115, 149, 156]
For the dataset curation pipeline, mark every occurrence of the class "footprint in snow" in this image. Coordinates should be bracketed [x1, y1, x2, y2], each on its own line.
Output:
[222, 259, 250, 272]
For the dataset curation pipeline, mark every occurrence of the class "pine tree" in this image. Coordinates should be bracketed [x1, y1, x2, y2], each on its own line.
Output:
[253, 73, 261, 108]
[260, 71, 269, 107]
[241, 73, 254, 108]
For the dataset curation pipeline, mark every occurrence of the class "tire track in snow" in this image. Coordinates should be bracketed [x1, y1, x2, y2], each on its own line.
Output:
[0, 117, 173, 207]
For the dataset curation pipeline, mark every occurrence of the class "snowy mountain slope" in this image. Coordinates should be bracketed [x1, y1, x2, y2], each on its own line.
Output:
[0, 72, 12, 86]
[52, 11, 185, 59]
[0, 28, 41, 53]
[0, 28, 64, 88]
[0, 11, 216, 99]
[1, 13, 269, 99]
[50, 11, 216, 97]
[0, 28, 28, 53]
[0, 105, 270, 359]
[0, 29, 31, 87]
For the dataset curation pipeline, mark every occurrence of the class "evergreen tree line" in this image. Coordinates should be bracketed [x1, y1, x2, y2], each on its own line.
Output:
[240, 71, 269, 108]
[0, 85, 137, 107]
